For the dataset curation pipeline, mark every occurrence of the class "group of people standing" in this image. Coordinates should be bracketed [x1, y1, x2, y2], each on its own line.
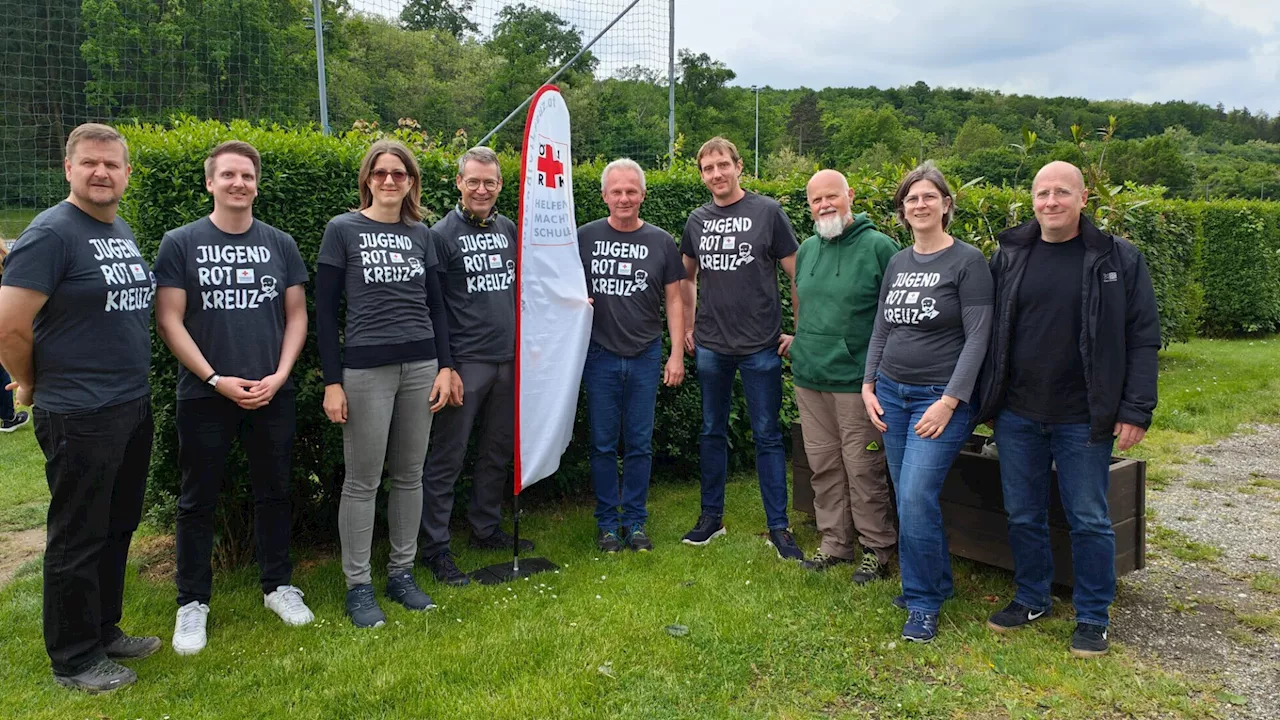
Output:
[0, 122, 1158, 695]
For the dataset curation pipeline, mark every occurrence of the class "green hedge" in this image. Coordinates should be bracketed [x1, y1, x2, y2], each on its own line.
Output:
[117, 120, 1272, 553]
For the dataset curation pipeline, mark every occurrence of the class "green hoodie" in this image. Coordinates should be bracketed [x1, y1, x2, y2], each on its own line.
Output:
[791, 213, 899, 393]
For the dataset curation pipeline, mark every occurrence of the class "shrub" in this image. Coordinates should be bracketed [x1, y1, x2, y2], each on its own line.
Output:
[1199, 202, 1280, 335]
[117, 119, 1234, 557]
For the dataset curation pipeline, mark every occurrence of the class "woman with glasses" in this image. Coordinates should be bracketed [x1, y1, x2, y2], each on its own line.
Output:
[317, 140, 454, 628]
[861, 162, 994, 643]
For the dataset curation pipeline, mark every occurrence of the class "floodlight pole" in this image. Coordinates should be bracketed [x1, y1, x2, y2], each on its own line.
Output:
[668, 0, 676, 165]
[479, 0, 644, 148]
[311, 0, 330, 135]
[753, 85, 759, 178]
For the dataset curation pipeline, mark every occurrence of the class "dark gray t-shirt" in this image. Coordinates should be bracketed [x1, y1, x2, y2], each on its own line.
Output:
[871, 241, 993, 389]
[680, 192, 799, 355]
[579, 219, 685, 357]
[154, 217, 309, 400]
[432, 209, 517, 363]
[316, 211, 438, 348]
[1, 201, 153, 413]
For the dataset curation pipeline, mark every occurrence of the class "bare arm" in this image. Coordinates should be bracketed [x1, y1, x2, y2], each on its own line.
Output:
[681, 254, 698, 355]
[273, 284, 308, 379]
[663, 280, 686, 387]
[0, 286, 47, 394]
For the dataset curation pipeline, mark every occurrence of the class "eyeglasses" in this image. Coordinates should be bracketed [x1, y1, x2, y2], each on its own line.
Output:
[371, 169, 410, 184]
[1034, 188, 1078, 200]
[463, 178, 500, 191]
[903, 192, 942, 207]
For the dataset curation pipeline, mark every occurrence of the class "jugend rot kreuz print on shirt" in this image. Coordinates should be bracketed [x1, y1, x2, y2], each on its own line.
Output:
[1, 201, 154, 413]
[679, 192, 799, 355]
[881, 270, 946, 325]
[457, 230, 514, 293]
[578, 219, 685, 357]
[154, 217, 309, 400]
[317, 211, 439, 351]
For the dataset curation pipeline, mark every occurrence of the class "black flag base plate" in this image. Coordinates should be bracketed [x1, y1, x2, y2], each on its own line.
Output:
[469, 557, 560, 585]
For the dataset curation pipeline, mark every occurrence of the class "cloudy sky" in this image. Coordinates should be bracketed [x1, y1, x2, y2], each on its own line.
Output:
[676, 0, 1280, 114]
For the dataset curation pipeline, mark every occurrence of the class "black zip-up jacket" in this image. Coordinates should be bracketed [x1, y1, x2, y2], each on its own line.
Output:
[974, 216, 1161, 442]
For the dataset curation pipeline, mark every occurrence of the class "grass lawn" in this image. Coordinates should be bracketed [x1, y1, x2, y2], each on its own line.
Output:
[0, 411, 45, 532]
[0, 207, 39, 239]
[1, 335, 1277, 718]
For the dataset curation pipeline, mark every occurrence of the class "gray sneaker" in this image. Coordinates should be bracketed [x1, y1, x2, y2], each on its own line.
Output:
[103, 633, 162, 661]
[54, 658, 137, 694]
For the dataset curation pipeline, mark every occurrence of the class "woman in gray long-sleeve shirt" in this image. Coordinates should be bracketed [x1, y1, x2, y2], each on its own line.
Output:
[861, 162, 993, 644]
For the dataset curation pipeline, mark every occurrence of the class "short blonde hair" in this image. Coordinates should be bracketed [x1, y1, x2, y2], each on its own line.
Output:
[601, 158, 645, 192]
[65, 123, 129, 164]
[204, 140, 261, 181]
[695, 136, 741, 170]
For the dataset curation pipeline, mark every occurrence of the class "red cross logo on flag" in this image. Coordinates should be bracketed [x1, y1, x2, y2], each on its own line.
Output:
[536, 142, 565, 189]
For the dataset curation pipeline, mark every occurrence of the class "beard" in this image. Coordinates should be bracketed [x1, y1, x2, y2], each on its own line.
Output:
[814, 211, 850, 239]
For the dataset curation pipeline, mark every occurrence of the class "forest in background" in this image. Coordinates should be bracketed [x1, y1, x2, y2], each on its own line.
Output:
[3, 0, 1279, 201]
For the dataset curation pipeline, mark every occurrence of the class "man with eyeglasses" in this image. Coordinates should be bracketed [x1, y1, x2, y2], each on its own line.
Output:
[975, 161, 1160, 658]
[419, 146, 527, 586]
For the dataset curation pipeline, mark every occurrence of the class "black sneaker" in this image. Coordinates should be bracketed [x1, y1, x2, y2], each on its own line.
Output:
[53, 658, 137, 694]
[385, 571, 436, 611]
[103, 633, 162, 661]
[767, 528, 803, 561]
[0, 410, 30, 433]
[624, 524, 653, 552]
[470, 527, 535, 552]
[426, 552, 471, 587]
[597, 528, 623, 553]
[345, 584, 387, 628]
[851, 551, 890, 585]
[1070, 622, 1109, 657]
[681, 515, 726, 546]
[800, 550, 854, 571]
[987, 600, 1049, 633]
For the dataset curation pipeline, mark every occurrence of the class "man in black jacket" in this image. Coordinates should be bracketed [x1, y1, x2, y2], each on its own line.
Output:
[977, 161, 1159, 658]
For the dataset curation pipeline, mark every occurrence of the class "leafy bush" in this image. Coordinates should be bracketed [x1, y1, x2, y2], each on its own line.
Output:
[118, 119, 1243, 557]
[1199, 202, 1280, 335]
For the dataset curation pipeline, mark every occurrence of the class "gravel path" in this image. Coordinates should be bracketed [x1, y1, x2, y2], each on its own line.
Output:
[1115, 424, 1280, 719]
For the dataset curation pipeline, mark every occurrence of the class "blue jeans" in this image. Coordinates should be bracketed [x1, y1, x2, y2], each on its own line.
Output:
[0, 367, 13, 421]
[876, 373, 973, 614]
[994, 408, 1116, 626]
[695, 344, 788, 530]
[584, 339, 662, 530]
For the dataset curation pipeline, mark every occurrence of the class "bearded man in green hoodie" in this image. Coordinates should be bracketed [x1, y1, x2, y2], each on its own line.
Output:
[788, 169, 900, 583]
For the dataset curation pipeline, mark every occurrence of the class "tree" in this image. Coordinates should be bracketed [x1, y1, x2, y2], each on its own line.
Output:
[953, 117, 1004, 158]
[399, 0, 478, 39]
[786, 90, 825, 156]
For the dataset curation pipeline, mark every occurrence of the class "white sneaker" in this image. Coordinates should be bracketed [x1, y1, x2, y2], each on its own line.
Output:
[264, 585, 315, 626]
[173, 601, 210, 655]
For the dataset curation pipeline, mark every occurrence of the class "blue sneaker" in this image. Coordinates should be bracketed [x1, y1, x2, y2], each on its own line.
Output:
[345, 584, 386, 628]
[386, 571, 436, 611]
[901, 610, 939, 643]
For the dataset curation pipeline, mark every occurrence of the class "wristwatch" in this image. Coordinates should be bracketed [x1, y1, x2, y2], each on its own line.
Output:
[205, 372, 221, 388]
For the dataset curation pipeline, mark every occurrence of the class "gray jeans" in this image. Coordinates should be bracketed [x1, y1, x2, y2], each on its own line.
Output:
[339, 360, 438, 588]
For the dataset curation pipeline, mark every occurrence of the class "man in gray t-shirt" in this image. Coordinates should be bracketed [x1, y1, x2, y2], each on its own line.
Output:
[676, 137, 802, 559]
[154, 141, 315, 655]
[577, 159, 686, 553]
[0, 123, 160, 692]
[419, 146, 527, 585]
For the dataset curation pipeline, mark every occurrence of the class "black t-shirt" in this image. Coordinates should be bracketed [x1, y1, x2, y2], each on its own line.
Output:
[579, 219, 685, 357]
[317, 211, 440, 348]
[154, 217, 309, 400]
[679, 192, 799, 355]
[432, 209, 517, 363]
[876, 242, 993, 386]
[1007, 235, 1090, 423]
[1, 202, 153, 413]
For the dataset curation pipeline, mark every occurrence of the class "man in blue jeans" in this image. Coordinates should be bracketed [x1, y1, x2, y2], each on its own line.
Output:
[678, 137, 802, 559]
[976, 161, 1160, 657]
[579, 159, 686, 552]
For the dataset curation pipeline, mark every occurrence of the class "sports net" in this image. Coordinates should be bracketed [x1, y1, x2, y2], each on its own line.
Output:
[0, 0, 673, 223]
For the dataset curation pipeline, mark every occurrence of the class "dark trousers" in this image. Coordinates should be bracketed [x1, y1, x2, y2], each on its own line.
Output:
[175, 392, 295, 605]
[34, 395, 152, 676]
[1, 367, 14, 421]
[420, 361, 514, 558]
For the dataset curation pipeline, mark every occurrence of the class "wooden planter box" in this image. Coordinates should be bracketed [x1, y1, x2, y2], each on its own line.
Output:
[791, 423, 1146, 587]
